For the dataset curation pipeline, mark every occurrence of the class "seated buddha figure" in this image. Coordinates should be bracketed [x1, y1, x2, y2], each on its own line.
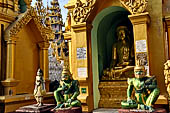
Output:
[110, 26, 134, 68]
[102, 26, 134, 80]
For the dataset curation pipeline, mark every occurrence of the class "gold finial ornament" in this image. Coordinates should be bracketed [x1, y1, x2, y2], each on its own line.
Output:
[34, 0, 48, 22]
[62, 66, 72, 76]
[134, 60, 145, 71]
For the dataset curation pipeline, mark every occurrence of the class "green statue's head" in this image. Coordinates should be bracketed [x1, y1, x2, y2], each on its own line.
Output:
[134, 60, 146, 78]
[61, 66, 72, 83]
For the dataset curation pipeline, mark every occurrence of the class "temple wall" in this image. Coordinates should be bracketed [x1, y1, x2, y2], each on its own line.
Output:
[15, 21, 40, 94]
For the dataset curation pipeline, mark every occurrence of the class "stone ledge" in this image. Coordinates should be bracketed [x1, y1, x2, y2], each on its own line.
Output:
[51, 107, 82, 113]
[118, 108, 166, 113]
[16, 104, 55, 113]
[155, 95, 168, 105]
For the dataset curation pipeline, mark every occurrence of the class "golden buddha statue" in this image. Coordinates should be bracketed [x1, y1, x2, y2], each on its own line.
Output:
[111, 26, 134, 68]
[102, 26, 134, 80]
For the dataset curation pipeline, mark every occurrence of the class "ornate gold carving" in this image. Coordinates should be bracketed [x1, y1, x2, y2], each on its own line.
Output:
[164, 60, 170, 96]
[35, 0, 48, 23]
[5, 7, 54, 42]
[120, 0, 148, 15]
[24, 0, 32, 9]
[0, 0, 18, 14]
[73, 0, 96, 23]
[14, 0, 19, 12]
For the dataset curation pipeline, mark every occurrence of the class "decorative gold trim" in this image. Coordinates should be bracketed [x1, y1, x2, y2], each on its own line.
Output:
[164, 60, 170, 97]
[120, 0, 148, 15]
[72, 0, 96, 23]
[5, 7, 54, 42]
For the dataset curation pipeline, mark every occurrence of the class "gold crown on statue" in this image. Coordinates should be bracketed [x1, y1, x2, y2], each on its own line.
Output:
[62, 66, 72, 77]
[134, 60, 145, 71]
[116, 26, 128, 32]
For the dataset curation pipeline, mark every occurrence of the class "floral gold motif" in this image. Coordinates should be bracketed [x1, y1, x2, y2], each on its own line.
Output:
[120, 0, 148, 15]
[164, 60, 170, 96]
[73, 0, 96, 23]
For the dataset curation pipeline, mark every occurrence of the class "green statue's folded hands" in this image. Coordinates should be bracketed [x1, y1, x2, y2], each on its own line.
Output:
[54, 66, 81, 110]
[121, 60, 160, 111]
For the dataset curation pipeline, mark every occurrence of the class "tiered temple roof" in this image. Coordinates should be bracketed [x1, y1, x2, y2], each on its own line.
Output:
[49, 0, 63, 30]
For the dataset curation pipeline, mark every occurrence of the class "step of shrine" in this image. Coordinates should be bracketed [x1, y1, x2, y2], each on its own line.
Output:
[93, 108, 167, 113]
[98, 81, 128, 108]
[118, 108, 167, 113]
[93, 108, 118, 113]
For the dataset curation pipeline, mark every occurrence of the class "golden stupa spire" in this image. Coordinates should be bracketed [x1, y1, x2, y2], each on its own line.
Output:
[48, 0, 63, 30]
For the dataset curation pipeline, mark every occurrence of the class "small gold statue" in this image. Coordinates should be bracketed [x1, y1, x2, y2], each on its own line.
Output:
[34, 68, 46, 107]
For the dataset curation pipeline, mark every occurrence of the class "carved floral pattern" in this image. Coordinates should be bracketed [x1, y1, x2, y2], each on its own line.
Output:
[164, 60, 170, 96]
[120, 0, 148, 15]
[73, 0, 95, 23]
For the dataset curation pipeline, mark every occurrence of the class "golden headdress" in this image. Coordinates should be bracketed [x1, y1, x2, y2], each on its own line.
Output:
[116, 26, 128, 33]
[134, 60, 145, 71]
[62, 66, 72, 78]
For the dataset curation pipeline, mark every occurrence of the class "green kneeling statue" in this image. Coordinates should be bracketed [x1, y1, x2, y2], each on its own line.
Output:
[54, 66, 81, 109]
[121, 60, 160, 111]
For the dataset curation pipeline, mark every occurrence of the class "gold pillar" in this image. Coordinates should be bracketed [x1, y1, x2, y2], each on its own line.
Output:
[72, 23, 94, 112]
[39, 42, 50, 92]
[68, 40, 72, 72]
[165, 16, 170, 58]
[129, 12, 150, 74]
[1, 40, 19, 95]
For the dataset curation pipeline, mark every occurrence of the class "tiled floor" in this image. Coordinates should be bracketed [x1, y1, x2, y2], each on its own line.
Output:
[93, 108, 118, 113]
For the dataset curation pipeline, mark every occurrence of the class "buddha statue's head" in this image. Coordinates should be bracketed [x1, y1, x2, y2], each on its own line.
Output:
[61, 66, 72, 83]
[134, 60, 146, 78]
[116, 26, 129, 41]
